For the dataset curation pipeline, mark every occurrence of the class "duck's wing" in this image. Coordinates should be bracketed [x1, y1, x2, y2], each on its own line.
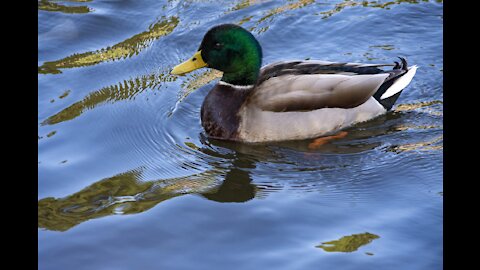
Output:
[257, 60, 396, 83]
[252, 60, 406, 112]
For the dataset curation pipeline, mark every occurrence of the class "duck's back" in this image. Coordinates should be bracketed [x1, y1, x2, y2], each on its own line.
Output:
[255, 59, 416, 111]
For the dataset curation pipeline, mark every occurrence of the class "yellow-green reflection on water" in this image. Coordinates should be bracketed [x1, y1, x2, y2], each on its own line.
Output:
[58, 90, 71, 99]
[176, 69, 222, 101]
[229, 0, 262, 11]
[370, 44, 395, 51]
[395, 100, 443, 117]
[253, 0, 314, 33]
[228, 0, 435, 30]
[319, 0, 431, 19]
[389, 134, 443, 153]
[395, 100, 443, 112]
[237, 15, 255, 25]
[392, 124, 441, 132]
[38, 168, 222, 231]
[46, 130, 57, 137]
[38, 0, 92, 14]
[260, 0, 314, 21]
[316, 232, 380, 252]
[44, 67, 222, 126]
[42, 72, 176, 125]
[38, 16, 179, 74]
[227, 0, 314, 31]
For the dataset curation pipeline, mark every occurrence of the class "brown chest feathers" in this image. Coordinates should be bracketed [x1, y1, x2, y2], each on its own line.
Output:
[200, 84, 252, 140]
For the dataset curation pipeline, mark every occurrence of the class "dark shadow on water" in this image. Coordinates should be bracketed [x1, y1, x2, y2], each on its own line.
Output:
[38, 145, 259, 232]
[201, 151, 257, 203]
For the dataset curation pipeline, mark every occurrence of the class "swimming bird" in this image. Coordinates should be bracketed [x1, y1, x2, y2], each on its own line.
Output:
[171, 24, 417, 144]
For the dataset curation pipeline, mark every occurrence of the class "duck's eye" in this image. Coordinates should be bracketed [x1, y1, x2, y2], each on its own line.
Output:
[214, 42, 223, 49]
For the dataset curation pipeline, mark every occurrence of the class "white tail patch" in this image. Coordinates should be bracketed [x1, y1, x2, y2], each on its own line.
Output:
[380, 65, 418, 99]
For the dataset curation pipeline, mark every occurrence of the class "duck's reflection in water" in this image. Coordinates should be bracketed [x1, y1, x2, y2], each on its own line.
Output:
[38, 144, 258, 232]
[202, 147, 257, 203]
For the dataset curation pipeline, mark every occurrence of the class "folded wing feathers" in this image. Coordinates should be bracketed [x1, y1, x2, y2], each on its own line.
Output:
[253, 73, 389, 112]
[255, 59, 416, 111]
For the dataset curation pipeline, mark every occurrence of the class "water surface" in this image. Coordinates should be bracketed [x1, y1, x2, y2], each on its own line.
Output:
[38, 1, 443, 269]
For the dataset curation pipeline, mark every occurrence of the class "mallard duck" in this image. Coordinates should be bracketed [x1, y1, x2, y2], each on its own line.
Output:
[171, 24, 417, 143]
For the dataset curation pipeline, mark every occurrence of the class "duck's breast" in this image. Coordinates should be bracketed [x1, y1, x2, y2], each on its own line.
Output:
[201, 84, 252, 140]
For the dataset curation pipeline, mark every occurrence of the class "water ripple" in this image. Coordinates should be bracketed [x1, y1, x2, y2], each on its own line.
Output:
[39, 16, 179, 74]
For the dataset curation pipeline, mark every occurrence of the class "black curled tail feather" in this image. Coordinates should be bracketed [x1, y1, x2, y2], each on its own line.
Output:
[397, 57, 408, 71]
[373, 57, 410, 110]
[392, 56, 407, 70]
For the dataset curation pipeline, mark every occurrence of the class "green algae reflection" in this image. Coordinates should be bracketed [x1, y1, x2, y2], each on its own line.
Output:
[319, 0, 435, 19]
[316, 232, 380, 252]
[42, 72, 176, 125]
[42, 68, 223, 125]
[252, 0, 315, 33]
[38, 168, 221, 231]
[38, 16, 179, 74]
[229, 0, 260, 12]
[38, 0, 92, 14]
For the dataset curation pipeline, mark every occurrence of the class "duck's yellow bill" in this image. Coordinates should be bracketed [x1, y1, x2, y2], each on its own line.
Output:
[171, 51, 207, 75]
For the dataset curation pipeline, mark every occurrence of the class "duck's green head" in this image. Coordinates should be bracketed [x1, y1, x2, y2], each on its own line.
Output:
[171, 24, 262, 85]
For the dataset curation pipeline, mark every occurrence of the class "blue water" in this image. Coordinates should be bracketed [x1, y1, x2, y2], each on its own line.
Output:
[38, 1, 443, 269]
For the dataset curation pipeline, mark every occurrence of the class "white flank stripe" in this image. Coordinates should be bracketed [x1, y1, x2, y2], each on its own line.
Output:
[380, 65, 418, 99]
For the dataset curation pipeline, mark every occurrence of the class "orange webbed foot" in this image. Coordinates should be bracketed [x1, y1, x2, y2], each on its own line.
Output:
[308, 131, 348, 150]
